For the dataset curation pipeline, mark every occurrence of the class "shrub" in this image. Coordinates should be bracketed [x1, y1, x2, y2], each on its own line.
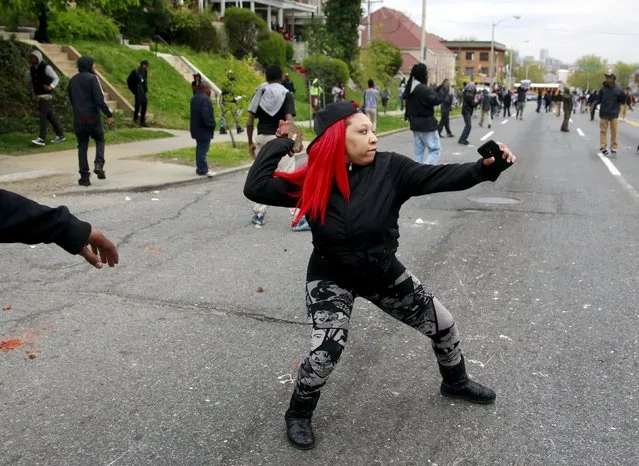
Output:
[285, 41, 294, 63]
[354, 40, 403, 89]
[169, 9, 220, 52]
[302, 54, 350, 90]
[48, 7, 120, 43]
[223, 7, 267, 59]
[0, 37, 73, 134]
[256, 32, 287, 68]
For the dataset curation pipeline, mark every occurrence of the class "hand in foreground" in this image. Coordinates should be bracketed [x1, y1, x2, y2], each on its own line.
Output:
[107, 117, 114, 126]
[248, 143, 257, 159]
[79, 227, 119, 269]
[482, 142, 517, 166]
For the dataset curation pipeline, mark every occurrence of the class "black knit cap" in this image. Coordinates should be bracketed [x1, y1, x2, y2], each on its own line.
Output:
[306, 101, 362, 153]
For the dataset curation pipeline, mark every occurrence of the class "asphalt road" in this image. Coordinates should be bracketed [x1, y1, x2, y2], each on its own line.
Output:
[2, 107, 639, 465]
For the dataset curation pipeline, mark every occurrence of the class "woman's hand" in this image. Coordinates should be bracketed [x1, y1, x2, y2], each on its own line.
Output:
[482, 142, 517, 166]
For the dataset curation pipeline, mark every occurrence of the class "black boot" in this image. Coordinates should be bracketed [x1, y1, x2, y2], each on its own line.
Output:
[439, 356, 496, 404]
[284, 390, 320, 450]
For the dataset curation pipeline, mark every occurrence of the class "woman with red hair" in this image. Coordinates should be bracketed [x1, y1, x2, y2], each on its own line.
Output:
[244, 101, 517, 450]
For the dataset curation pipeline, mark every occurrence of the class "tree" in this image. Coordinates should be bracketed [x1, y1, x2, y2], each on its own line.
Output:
[302, 53, 350, 90]
[568, 54, 607, 90]
[514, 61, 543, 83]
[355, 40, 402, 89]
[223, 7, 268, 59]
[324, 0, 362, 67]
[305, 18, 330, 56]
[613, 62, 637, 88]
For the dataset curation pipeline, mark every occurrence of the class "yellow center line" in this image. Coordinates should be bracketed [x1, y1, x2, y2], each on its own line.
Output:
[623, 119, 639, 128]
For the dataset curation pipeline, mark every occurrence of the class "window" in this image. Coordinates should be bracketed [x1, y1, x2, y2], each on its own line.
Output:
[480, 67, 489, 75]
[465, 52, 475, 60]
[480, 52, 489, 61]
[464, 67, 474, 76]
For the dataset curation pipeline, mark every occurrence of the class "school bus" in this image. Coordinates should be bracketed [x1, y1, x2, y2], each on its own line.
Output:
[514, 82, 561, 99]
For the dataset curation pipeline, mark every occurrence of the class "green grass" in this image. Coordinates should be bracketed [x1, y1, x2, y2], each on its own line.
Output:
[0, 128, 174, 155]
[148, 142, 252, 169]
[73, 41, 193, 129]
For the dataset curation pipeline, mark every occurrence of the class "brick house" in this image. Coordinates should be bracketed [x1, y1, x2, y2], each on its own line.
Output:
[441, 40, 507, 84]
[360, 7, 455, 83]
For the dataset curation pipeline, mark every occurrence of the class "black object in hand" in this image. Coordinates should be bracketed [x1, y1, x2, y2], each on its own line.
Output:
[478, 140, 511, 169]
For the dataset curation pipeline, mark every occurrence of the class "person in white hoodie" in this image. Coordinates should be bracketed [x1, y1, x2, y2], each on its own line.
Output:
[26, 50, 66, 146]
[246, 64, 310, 230]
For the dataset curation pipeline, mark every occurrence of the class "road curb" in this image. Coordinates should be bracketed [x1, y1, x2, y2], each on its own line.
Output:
[54, 126, 415, 196]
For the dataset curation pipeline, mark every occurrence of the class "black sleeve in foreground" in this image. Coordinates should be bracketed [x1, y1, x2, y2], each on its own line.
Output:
[391, 154, 506, 201]
[243, 138, 299, 208]
[0, 189, 92, 254]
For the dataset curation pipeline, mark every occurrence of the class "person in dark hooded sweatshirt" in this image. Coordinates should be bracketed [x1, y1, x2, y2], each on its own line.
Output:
[67, 56, 113, 187]
[403, 63, 447, 165]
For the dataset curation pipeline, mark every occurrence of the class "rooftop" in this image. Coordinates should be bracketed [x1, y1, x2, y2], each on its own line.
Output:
[442, 40, 508, 52]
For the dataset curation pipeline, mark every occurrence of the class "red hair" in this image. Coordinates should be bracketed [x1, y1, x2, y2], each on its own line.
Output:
[274, 120, 350, 225]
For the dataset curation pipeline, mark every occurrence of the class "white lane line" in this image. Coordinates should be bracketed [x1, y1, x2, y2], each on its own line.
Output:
[501, 119, 508, 125]
[577, 128, 585, 137]
[597, 153, 639, 202]
[480, 131, 494, 141]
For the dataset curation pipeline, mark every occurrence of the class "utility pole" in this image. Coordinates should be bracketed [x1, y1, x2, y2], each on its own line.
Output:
[364, 0, 383, 46]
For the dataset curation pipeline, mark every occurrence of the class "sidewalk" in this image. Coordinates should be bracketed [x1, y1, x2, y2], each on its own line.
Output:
[0, 110, 407, 196]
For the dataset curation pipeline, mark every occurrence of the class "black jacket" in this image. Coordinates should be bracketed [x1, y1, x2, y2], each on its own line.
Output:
[516, 87, 527, 103]
[440, 87, 453, 113]
[127, 68, 148, 96]
[68, 56, 113, 122]
[595, 84, 625, 119]
[190, 92, 216, 140]
[282, 78, 296, 93]
[462, 86, 477, 115]
[405, 83, 447, 132]
[0, 189, 91, 254]
[244, 138, 507, 286]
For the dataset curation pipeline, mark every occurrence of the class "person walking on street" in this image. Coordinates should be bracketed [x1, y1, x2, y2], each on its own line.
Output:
[458, 82, 477, 145]
[282, 72, 296, 94]
[1, 189, 118, 269]
[438, 78, 454, 138]
[515, 85, 527, 120]
[503, 89, 512, 117]
[127, 60, 149, 127]
[620, 88, 631, 120]
[26, 50, 65, 146]
[398, 79, 406, 111]
[243, 101, 517, 451]
[331, 81, 344, 103]
[588, 89, 598, 121]
[190, 82, 216, 178]
[479, 89, 492, 129]
[363, 79, 379, 133]
[594, 72, 626, 157]
[544, 90, 552, 113]
[246, 65, 309, 230]
[380, 88, 390, 114]
[536, 88, 542, 113]
[560, 88, 573, 132]
[67, 56, 113, 187]
[404, 64, 447, 164]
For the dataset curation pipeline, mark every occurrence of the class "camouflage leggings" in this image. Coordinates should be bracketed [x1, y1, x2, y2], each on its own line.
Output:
[296, 267, 462, 396]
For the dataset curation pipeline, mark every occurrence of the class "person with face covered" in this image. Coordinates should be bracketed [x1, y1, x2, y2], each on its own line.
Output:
[67, 56, 114, 186]
[243, 101, 518, 450]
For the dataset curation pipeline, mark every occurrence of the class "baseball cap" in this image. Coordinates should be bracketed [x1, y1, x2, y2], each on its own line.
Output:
[306, 101, 362, 154]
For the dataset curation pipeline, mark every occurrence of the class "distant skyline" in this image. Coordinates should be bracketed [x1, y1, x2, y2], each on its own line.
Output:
[369, 0, 638, 65]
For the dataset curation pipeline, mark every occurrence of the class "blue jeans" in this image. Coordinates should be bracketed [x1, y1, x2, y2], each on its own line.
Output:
[413, 131, 441, 165]
[459, 112, 472, 142]
[195, 139, 211, 174]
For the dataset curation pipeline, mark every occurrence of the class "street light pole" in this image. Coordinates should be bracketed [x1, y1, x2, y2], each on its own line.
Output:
[419, 0, 427, 62]
[490, 15, 520, 85]
[508, 40, 528, 89]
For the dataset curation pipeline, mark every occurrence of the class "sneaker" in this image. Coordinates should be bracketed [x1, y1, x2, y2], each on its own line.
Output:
[206, 171, 215, 178]
[610, 149, 617, 157]
[447, 133, 455, 138]
[236, 126, 244, 134]
[51, 135, 66, 144]
[251, 213, 266, 226]
[488, 124, 491, 128]
[94, 168, 106, 179]
[219, 128, 227, 135]
[458, 140, 469, 146]
[600, 148, 609, 156]
[31, 137, 45, 146]
[292, 216, 311, 232]
[78, 178, 91, 187]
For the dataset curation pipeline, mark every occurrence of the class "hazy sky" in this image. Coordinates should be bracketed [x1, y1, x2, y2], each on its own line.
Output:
[370, 0, 637, 65]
